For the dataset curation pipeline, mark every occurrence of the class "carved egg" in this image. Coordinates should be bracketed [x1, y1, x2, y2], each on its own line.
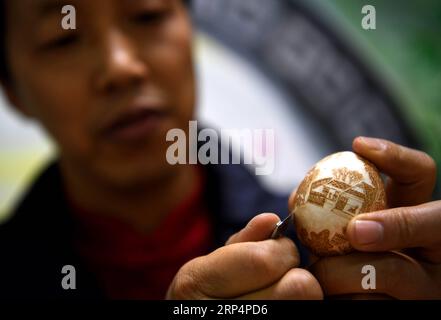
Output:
[292, 151, 386, 257]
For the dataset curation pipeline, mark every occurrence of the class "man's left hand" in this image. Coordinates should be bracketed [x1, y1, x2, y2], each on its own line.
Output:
[307, 137, 441, 299]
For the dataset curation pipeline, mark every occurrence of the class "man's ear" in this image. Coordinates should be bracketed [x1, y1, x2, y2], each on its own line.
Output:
[0, 80, 34, 119]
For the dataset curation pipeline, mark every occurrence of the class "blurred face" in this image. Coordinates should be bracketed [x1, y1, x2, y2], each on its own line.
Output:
[5, 0, 195, 188]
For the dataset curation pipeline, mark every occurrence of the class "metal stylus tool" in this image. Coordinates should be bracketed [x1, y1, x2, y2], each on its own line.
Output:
[270, 214, 293, 239]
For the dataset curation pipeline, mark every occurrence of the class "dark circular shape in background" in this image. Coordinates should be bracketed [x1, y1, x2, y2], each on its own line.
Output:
[190, 0, 419, 151]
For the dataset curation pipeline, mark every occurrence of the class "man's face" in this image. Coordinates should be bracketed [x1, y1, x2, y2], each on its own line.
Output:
[5, 0, 195, 187]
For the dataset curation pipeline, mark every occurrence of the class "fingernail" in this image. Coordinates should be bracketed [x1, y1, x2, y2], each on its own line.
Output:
[358, 137, 386, 151]
[353, 220, 384, 245]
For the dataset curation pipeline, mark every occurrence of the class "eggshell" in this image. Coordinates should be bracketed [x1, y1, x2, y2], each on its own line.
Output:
[292, 151, 386, 256]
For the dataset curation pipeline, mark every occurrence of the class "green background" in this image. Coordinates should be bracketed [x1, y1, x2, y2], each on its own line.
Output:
[315, 0, 441, 195]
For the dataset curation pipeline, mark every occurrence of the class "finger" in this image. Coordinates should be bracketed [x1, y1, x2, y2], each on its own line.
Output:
[237, 268, 323, 300]
[346, 201, 441, 263]
[170, 237, 300, 299]
[353, 137, 437, 207]
[310, 251, 441, 299]
[226, 213, 281, 245]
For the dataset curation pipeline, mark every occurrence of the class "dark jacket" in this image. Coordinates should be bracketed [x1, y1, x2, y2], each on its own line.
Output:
[0, 160, 307, 299]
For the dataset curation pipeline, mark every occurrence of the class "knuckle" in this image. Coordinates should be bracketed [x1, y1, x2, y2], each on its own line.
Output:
[385, 141, 396, 157]
[247, 243, 281, 277]
[246, 239, 298, 278]
[275, 239, 301, 270]
[279, 238, 300, 265]
[225, 233, 237, 246]
[394, 208, 416, 248]
[385, 140, 400, 162]
[412, 151, 437, 188]
[286, 269, 323, 300]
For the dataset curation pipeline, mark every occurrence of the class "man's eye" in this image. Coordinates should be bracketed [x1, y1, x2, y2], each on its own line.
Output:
[42, 34, 79, 50]
[133, 11, 169, 24]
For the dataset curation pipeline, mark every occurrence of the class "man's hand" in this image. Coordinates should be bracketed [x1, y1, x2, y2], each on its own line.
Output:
[166, 213, 323, 300]
[308, 137, 441, 299]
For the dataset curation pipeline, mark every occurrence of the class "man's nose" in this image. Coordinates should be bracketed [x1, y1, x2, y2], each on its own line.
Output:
[94, 30, 149, 94]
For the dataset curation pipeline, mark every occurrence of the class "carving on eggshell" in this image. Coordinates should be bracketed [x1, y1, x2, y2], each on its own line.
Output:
[299, 228, 352, 256]
[292, 152, 386, 256]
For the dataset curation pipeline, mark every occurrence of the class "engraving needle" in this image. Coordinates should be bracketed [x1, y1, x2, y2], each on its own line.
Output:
[270, 214, 293, 239]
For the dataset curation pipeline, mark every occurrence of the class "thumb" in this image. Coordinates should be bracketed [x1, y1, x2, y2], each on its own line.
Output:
[226, 213, 281, 245]
[346, 201, 441, 263]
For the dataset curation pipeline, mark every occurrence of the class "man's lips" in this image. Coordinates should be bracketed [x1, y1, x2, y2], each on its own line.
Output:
[101, 107, 168, 143]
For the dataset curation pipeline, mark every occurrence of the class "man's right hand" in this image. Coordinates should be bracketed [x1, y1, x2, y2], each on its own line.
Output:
[166, 213, 323, 299]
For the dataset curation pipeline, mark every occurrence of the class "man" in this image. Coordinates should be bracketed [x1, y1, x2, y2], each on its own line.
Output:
[0, 0, 440, 299]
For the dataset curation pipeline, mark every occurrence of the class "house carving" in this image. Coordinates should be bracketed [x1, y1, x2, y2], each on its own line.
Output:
[306, 172, 375, 219]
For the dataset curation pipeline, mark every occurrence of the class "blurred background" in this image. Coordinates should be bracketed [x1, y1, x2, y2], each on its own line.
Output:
[0, 0, 440, 222]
